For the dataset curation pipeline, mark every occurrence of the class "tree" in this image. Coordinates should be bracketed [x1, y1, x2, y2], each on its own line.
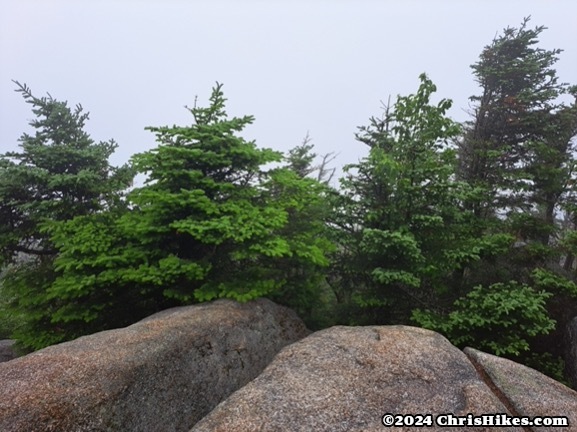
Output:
[126, 84, 331, 304]
[0, 82, 134, 349]
[458, 18, 577, 238]
[418, 19, 577, 380]
[332, 74, 479, 324]
[20, 83, 333, 348]
[281, 134, 340, 326]
[413, 280, 556, 357]
[286, 132, 337, 184]
[0, 82, 133, 265]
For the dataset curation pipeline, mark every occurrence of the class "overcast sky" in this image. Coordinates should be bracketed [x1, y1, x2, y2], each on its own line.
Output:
[1, 0, 576, 179]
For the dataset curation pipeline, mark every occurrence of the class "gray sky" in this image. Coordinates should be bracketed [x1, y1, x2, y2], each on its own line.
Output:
[1, 0, 576, 179]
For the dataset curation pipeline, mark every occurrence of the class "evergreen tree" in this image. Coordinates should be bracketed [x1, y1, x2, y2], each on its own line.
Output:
[286, 133, 337, 184]
[0, 82, 134, 348]
[419, 19, 577, 380]
[0, 82, 133, 265]
[333, 74, 478, 324]
[458, 17, 577, 241]
[20, 84, 332, 348]
[281, 135, 339, 326]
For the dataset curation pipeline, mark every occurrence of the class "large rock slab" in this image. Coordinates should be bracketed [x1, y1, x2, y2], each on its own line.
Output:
[465, 347, 577, 431]
[0, 298, 309, 432]
[191, 325, 521, 432]
[0, 339, 17, 363]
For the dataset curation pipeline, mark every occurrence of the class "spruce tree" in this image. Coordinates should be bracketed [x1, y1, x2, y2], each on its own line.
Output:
[0, 82, 133, 265]
[458, 17, 577, 243]
[334, 74, 477, 324]
[19, 84, 333, 348]
[0, 82, 133, 349]
[421, 19, 577, 380]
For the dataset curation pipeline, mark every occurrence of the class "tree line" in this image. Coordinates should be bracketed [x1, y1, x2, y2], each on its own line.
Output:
[1, 19, 576, 383]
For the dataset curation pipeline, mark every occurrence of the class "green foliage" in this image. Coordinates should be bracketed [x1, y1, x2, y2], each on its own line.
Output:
[18, 83, 334, 347]
[286, 136, 317, 179]
[523, 352, 568, 386]
[0, 83, 134, 349]
[412, 281, 556, 356]
[331, 74, 477, 322]
[2, 259, 65, 350]
[460, 18, 576, 209]
[532, 268, 577, 297]
[0, 277, 26, 340]
[447, 18, 577, 378]
[125, 83, 331, 304]
[3, 19, 577, 388]
[0, 82, 133, 266]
